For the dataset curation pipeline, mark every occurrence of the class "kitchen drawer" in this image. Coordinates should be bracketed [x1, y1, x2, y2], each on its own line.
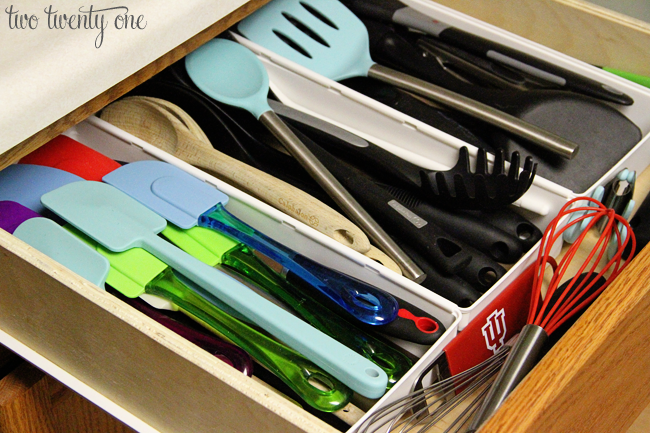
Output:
[3, 1, 650, 433]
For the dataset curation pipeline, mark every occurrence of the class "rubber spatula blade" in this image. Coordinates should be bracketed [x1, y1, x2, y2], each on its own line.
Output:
[0, 164, 83, 213]
[19, 135, 122, 181]
[103, 160, 398, 326]
[13, 217, 110, 289]
[41, 181, 388, 398]
[0, 201, 40, 234]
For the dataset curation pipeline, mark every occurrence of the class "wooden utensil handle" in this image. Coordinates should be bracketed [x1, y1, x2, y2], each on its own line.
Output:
[185, 144, 371, 253]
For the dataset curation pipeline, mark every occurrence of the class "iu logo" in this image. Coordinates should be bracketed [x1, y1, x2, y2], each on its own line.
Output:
[482, 309, 507, 354]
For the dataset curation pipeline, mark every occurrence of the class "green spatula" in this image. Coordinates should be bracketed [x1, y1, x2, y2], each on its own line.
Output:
[70, 227, 352, 412]
[162, 224, 415, 388]
[40, 180, 388, 398]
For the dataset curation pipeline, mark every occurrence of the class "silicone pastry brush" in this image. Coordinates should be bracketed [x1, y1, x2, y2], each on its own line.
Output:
[41, 181, 388, 398]
[161, 223, 422, 380]
[67, 228, 353, 412]
[103, 160, 399, 326]
[18, 136, 398, 327]
[0, 200, 254, 374]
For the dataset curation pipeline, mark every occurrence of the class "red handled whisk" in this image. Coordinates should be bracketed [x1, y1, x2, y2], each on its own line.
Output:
[467, 196, 636, 432]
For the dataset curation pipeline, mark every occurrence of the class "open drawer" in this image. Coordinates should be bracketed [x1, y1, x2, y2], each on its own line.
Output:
[3, 1, 650, 433]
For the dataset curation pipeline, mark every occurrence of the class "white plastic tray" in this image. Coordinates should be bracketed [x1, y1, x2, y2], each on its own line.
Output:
[230, 0, 650, 328]
[57, 115, 463, 431]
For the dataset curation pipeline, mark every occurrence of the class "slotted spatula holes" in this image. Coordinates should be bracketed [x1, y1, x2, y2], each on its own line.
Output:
[299, 1, 338, 29]
[282, 12, 330, 47]
[272, 30, 312, 58]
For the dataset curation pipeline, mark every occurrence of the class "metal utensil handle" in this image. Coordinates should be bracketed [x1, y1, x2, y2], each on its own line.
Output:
[467, 324, 549, 432]
[368, 64, 579, 160]
[259, 110, 426, 283]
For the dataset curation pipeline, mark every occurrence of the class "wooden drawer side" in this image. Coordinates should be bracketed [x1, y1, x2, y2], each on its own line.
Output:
[0, 230, 337, 433]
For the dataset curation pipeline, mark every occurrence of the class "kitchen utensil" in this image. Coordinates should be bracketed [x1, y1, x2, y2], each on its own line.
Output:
[99, 97, 372, 254]
[341, 0, 634, 105]
[103, 160, 399, 326]
[359, 272, 605, 432]
[396, 242, 482, 308]
[421, 146, 536, 212]
[163, 223, 442, 347]
[71, 228, 352, 411]
[378, 184, 529, 264]
[0, 164, 83, 214]
[236, 0, 580, 159]
[19, 135, 122, 181]
[24, 136, 401, 329]
[358, 342, 513, 433]
[271, 97, 535, 210]
[40, 181, 389, 398]
[111, 291, 254, 375]
[468, 197, 636, 431]
[0, 201, 40, 234]
[360, 18, 642, 192]
[185, 38, 425, 281]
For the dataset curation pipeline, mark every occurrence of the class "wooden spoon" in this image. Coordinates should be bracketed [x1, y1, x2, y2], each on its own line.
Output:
[126, 96, 401, 273]
[100, 97, 372, 254]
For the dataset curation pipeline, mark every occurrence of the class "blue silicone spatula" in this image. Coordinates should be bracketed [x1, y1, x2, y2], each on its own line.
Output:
[41, 180, 388, 398]
[185, 37, 424, 282]
[0, 164, 83, 214]
[103, 160, 398, 326]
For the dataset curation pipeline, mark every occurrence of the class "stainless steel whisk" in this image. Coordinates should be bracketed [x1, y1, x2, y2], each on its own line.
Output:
[356, 343, 513, 433]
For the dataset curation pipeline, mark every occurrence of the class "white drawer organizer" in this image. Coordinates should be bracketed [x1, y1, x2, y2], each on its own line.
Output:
[61, 115, 461, 432]
[231, 0, 650, 328]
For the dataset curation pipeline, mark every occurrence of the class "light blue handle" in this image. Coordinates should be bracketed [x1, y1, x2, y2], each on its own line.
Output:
[141, 231, 388, 398]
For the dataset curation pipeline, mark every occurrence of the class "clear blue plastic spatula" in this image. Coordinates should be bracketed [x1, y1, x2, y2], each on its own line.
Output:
[41, 180, 389, 398]
[185, 37, 424, 283]
[103, 160, 398, 326]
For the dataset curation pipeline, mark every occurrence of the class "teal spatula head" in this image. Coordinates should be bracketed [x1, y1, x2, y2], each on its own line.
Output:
[42, 180, 167, 252]
[13, 217, 109, 289]
[237, 0, 375, 81]
[0, 164, 84, 214]
[185, 38, 272, 119]
[103, 160, 226, 230]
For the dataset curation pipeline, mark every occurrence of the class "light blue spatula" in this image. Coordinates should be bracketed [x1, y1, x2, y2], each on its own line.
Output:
[41, 180, 388, 398]
[185, 37, 425, 283]
[102, 160, 398, 326]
